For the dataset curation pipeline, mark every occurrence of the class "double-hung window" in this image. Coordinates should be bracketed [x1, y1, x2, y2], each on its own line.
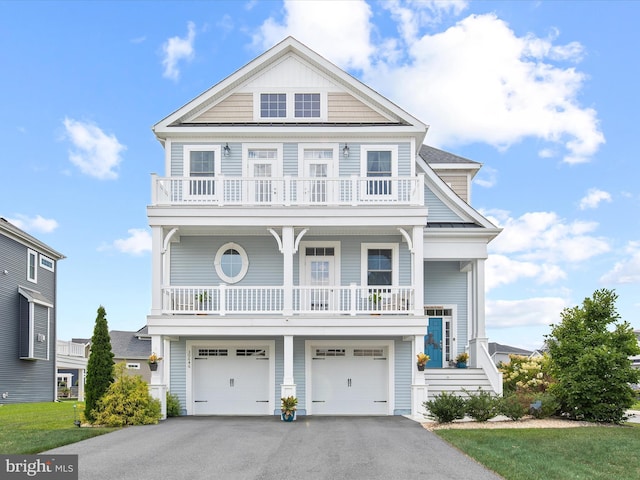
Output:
[27, 249, 37, 283]
[183, 146, 220, 199]
[361, 145, 398, 198]
[361, 243, 399, 308]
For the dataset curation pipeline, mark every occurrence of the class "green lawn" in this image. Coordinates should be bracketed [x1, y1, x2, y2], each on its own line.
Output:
[437, 425, 640, 480]
[0, 402, 116, 454]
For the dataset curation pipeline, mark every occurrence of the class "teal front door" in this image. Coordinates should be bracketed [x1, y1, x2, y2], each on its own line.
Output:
[425, 318, 443, 368]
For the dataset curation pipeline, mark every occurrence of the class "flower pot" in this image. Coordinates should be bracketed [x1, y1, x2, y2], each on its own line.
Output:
[417, 364, 425, 371]
[281, 412, 296, 422]
[149, 362, 158, 371]
[456, 361, 467, 369]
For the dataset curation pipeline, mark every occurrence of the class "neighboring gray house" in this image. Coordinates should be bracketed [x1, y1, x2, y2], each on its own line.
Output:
[146, 37, 503, 418]
[0, 217, 65, 403]
[488, 342, 534, 366]
[632, 329, 640, 369]
[110, 326, 152, 382]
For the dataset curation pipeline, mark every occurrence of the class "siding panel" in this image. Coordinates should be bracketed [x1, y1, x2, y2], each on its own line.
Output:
[170, 340, 187, 415]
[192, 93, 253, 123]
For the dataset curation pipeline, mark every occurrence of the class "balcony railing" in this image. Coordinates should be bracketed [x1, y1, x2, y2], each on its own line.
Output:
[151, 174, 424, 207]
[57, 340, 86, 357]
[162, 285, 415, 316]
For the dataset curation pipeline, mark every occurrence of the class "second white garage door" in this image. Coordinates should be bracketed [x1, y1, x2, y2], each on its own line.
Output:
[310, 346, 389, 415]
[192, 346, 270, 415]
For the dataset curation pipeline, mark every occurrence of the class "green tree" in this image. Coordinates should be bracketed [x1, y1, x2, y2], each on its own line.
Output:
[546, 289, 640, 423]
[84, 306, 114, 423]
[93, 363, 161, 426]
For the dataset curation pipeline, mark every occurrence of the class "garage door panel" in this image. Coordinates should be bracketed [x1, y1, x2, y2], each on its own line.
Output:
[311, 346, 388, 415]
[193, 347, 270, 415]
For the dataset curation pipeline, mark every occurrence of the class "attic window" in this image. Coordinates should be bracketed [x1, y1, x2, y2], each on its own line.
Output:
[295, 93, 320, 117]
[260, 93, 286, 118]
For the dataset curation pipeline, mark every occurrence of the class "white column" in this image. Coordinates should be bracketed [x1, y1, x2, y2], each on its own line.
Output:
[412, 226, 424, 316]
[411, 335, 428, 417]
[282, 227, 294, 315]
[281, 335, 296, 399]
[151, 226, 164, 315]
[149, 334, 167, 419]
[469, 259, 488, 368]
[475, 259, 486, 338]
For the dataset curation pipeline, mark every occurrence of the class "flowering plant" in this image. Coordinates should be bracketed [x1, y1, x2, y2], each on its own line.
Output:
[148, 352, 162, 364]
[416, 352, 430, 366]
[281, 396, 298, 420]
[455, 352, 469, 363]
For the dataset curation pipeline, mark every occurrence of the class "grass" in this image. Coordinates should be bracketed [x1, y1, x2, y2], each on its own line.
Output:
[632, 400, 640, 410]
[436, 425, 640, 480]
[0, 402, 117, 454]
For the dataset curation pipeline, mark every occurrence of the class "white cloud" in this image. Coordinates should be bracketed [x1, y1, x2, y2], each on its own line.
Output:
[486, 254, 566, 291]
[253, 0, 374, 71]
[63, 118, 125, 180]
[600, 241, 640, 285]
[579, 188, 612, 210]
[162, 21, 196, 81]
[486, 210, 610, 263]
[253, 2, 604, 163]
[473, 166, 497, 188]
[486, 297, 566, 328]
[112, 229, 152, 256]
[6, 214, 58, 234]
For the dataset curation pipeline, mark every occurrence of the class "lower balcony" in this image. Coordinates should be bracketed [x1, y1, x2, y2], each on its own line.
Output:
[162, 285, 415, 316]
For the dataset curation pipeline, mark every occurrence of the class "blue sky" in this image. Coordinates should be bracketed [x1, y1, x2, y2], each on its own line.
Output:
[2, 1, 638, 349]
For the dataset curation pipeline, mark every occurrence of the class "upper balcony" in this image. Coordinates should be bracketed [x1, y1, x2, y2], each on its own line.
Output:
[151, 174, 424, 207]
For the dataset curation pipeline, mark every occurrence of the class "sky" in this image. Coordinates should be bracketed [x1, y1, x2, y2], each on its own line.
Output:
[1, 0, 638, 350]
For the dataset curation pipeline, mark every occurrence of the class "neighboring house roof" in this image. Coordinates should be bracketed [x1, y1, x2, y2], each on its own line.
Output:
[419, 144, 480, 166]
[0, 217, 65, 259]
[109, 329, 151, 360]
[489, 342, 533, 357]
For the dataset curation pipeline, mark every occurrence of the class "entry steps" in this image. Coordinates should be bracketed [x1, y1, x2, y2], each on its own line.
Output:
[424, 368, 496, 399]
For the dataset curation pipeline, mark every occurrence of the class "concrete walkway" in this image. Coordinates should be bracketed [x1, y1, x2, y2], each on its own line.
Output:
[46, 416, 503, 480]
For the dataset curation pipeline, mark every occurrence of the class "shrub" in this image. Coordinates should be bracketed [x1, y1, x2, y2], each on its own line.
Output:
[499, 394, 527, 421]
[464, 388, 499, 422]
[166, 391, 181, 417]
[92, 363, 161, 427]
[528, 392, 560, 419]
[499, 354, 552, 395]
[423, 392, 467, 423]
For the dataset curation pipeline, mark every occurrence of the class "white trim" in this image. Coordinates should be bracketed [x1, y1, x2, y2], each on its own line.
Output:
[424, 304, 457, 365]
[214, 242, 249, 284]
[185, 339, 276, 416]
[360, 144, 398, 177]
[360, 242, 399, 288]
[243, 143, 283, 176]
[304, 339, 394, 415]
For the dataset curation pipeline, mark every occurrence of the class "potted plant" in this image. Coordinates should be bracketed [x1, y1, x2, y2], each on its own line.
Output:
[281, 396, 298, 422]
[148, 352, 162, 371]
[369, 291, 382, 314]
[455, 352, 469, 368]
[416, 352, 429, 371]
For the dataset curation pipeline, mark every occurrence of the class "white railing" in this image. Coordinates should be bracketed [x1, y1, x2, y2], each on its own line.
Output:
[152, 174, 424, 207]
[162, 285, 414, 316]
[57, 340, 86, 357]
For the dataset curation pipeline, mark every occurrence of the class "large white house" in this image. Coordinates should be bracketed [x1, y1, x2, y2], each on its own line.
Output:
[146, 37, 502, 418]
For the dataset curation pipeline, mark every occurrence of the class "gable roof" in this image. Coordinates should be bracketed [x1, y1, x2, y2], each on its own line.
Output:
[419, 145, 480, 166]
[152, 36, 427, 143]
[489, 342, 533, 357]
[0, 217, 65, 259]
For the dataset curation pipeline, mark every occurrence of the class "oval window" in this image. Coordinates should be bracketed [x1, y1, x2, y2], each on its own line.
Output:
[215, 243, 248, 283]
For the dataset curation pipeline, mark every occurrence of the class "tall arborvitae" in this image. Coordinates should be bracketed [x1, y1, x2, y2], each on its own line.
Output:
[84, 305, 114, 423]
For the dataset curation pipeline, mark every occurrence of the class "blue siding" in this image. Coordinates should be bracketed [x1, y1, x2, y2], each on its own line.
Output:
[283, 143, 297, 176]
[424, 261, 469, 352]
[394, 339, 412, 414]
[425, 187, 464, 222]
[169, 340, 187, 415]
[171, 142, 242, 176]
[293, 337, 306, 413]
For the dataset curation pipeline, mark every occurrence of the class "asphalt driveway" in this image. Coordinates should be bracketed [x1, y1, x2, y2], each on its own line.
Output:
[46, 416, 502, 480]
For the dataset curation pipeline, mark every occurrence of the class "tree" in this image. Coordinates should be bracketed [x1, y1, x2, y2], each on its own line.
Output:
[84, 305, 114, 423]
[546, 289, 640, 423]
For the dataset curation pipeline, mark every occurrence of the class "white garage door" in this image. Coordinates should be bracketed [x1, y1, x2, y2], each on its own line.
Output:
[311, 346, 388, 415]
[192, 346, 270, 415]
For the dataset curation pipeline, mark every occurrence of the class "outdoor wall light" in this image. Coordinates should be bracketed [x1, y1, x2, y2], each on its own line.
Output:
[223, 143, 231, 157]
[343, 143, 350, 157]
